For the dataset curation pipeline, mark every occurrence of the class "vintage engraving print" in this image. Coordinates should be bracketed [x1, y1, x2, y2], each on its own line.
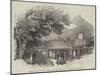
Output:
[11, 1, 96, 74]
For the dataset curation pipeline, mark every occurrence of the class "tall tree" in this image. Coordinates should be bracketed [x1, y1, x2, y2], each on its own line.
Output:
[14, 6, 70, 60]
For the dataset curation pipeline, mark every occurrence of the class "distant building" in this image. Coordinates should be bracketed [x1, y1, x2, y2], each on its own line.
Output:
[74, 32, 86, 47]
[35, 32, 87, 61]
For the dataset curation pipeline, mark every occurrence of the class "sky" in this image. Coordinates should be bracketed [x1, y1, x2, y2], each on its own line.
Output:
[12, 1, 95, 27]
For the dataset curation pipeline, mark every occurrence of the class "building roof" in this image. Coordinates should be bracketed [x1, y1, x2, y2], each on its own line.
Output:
[47, 40, 71, 49]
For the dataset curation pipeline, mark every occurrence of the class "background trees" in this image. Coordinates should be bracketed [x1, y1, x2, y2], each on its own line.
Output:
[72, 15, 94, 47]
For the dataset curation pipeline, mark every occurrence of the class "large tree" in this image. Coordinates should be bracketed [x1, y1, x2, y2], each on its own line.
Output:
[14, 6, 70, 60]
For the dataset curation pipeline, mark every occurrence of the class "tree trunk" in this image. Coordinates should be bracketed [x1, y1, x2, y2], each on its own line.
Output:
[14, 38, 20, 60]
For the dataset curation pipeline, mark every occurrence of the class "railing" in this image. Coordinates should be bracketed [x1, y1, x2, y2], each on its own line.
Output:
[36, 46, 94, 52]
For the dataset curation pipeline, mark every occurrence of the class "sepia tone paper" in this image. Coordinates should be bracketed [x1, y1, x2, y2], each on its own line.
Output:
[11, 1, 96, 74]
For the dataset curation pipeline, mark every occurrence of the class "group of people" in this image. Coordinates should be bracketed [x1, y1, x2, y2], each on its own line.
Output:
[14, 46, 91, 66]
[48, 48, 82, 65]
